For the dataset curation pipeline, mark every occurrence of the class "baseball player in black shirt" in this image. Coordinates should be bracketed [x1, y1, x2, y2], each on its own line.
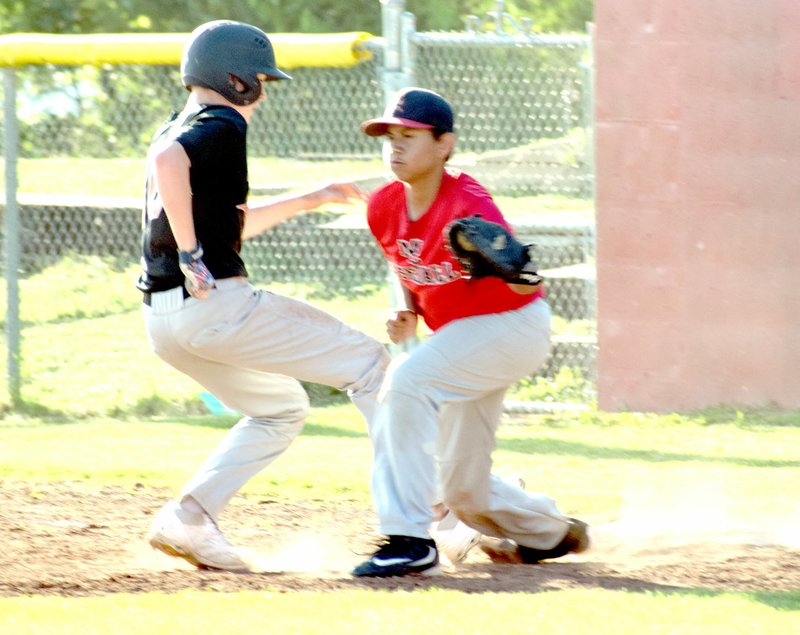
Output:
[140, 20, 390, 571]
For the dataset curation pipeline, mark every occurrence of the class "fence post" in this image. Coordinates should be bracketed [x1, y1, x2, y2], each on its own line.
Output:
[380, 1, 419, 355]
[3, 67, 21, 407]
[400, 10, 416, 84]
[583, 22, 597, 326]
[380, 0, 414, 100]
[582, 22, 596, 202]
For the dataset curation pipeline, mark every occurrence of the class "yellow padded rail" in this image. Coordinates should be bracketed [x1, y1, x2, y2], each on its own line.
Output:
[0, 31, 374, 68]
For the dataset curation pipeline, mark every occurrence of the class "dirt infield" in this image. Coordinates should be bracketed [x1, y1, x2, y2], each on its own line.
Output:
[2, 480, 798, 597]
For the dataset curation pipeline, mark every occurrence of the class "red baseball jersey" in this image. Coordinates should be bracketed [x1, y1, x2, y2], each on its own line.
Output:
[367, 169, 542, 331]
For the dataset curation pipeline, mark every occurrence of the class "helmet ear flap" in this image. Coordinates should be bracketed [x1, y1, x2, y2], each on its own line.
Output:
[227, 73, 262, 105]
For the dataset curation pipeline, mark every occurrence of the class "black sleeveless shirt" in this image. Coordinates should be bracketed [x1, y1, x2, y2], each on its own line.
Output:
[137, 105, 249, 293]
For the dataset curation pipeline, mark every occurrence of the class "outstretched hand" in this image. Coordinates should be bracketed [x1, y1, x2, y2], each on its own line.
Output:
[238, 182, 368, 241]
[315, 182, 368, 206]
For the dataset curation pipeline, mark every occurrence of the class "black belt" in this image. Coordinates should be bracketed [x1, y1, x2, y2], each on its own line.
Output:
[142, 286, 191, 306]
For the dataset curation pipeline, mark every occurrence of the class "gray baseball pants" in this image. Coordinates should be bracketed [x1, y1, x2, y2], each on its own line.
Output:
[369, 299, 572, 549]
[142, 277, 390, 520]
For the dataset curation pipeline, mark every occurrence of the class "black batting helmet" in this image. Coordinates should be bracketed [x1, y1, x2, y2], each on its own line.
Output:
[181, 20, 291, 106]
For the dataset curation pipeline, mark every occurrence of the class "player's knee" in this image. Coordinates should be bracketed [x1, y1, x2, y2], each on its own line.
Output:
[225, 374, 310, 424]
[287, 393, 310, 426]
[242, 403, 307, 438]
[246, 389, 309, 432]
[353, 343, 392, 395]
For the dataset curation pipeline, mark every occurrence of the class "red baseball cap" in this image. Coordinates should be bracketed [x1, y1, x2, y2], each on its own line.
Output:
[361, 87, 454, 136]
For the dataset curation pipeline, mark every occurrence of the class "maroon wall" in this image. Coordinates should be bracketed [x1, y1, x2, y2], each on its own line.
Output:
[594, 0, 800, 411]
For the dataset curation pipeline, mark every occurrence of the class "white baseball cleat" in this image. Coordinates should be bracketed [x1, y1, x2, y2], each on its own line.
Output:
[431, 509, 482, 565]
[148, 500, 250, 571]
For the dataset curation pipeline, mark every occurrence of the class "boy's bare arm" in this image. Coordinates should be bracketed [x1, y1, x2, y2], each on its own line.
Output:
[154, 141, 197, 251]
[154, 140, 216, 298]
[240, 182, 365, 239]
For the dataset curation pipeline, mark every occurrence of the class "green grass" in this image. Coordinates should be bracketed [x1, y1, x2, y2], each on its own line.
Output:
[0, 256, 391, 415]
[1, 404, 798, 518]
[0, 404, 799, 632]
[0, 254, 592, 416]
[0, 406, 374, 499]
[1, 588, 798, 635]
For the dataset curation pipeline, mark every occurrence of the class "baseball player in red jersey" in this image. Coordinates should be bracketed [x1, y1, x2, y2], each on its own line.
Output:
[139, 21, 390, 571]
[352, 88, 589, 577]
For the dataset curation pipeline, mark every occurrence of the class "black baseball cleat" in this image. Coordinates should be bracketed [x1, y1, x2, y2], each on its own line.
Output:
[517, 517, 590, 564]
[352, 535, 441, 577]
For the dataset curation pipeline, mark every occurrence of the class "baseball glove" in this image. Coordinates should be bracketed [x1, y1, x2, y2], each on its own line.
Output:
[445, 215, 543, 285]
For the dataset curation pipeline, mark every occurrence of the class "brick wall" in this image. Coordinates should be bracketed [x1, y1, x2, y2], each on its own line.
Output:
[594, 0, 800, 410]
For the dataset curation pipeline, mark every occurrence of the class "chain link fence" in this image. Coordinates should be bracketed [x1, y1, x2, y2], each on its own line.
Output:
[0, 19, 595, 416]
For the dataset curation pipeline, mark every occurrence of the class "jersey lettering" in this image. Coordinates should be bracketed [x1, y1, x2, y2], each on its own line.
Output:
[395, 237, 460, 286]
[394, 261, 460, 286]
[397, 238, 424, 264]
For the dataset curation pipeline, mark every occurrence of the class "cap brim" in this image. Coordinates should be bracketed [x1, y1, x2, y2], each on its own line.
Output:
[265, 68, 292, 81]
[360, 117, 435, 136]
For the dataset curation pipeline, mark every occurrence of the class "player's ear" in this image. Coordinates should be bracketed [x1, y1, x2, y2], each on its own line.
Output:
[436, 132, 456, 161]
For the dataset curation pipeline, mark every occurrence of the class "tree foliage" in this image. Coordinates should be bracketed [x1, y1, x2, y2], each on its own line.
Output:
[0, 0, 592, 35]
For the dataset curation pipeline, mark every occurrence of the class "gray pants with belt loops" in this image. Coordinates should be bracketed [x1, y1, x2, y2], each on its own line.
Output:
[369, 299, 572, 550]
[142, 277, 390, 520]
